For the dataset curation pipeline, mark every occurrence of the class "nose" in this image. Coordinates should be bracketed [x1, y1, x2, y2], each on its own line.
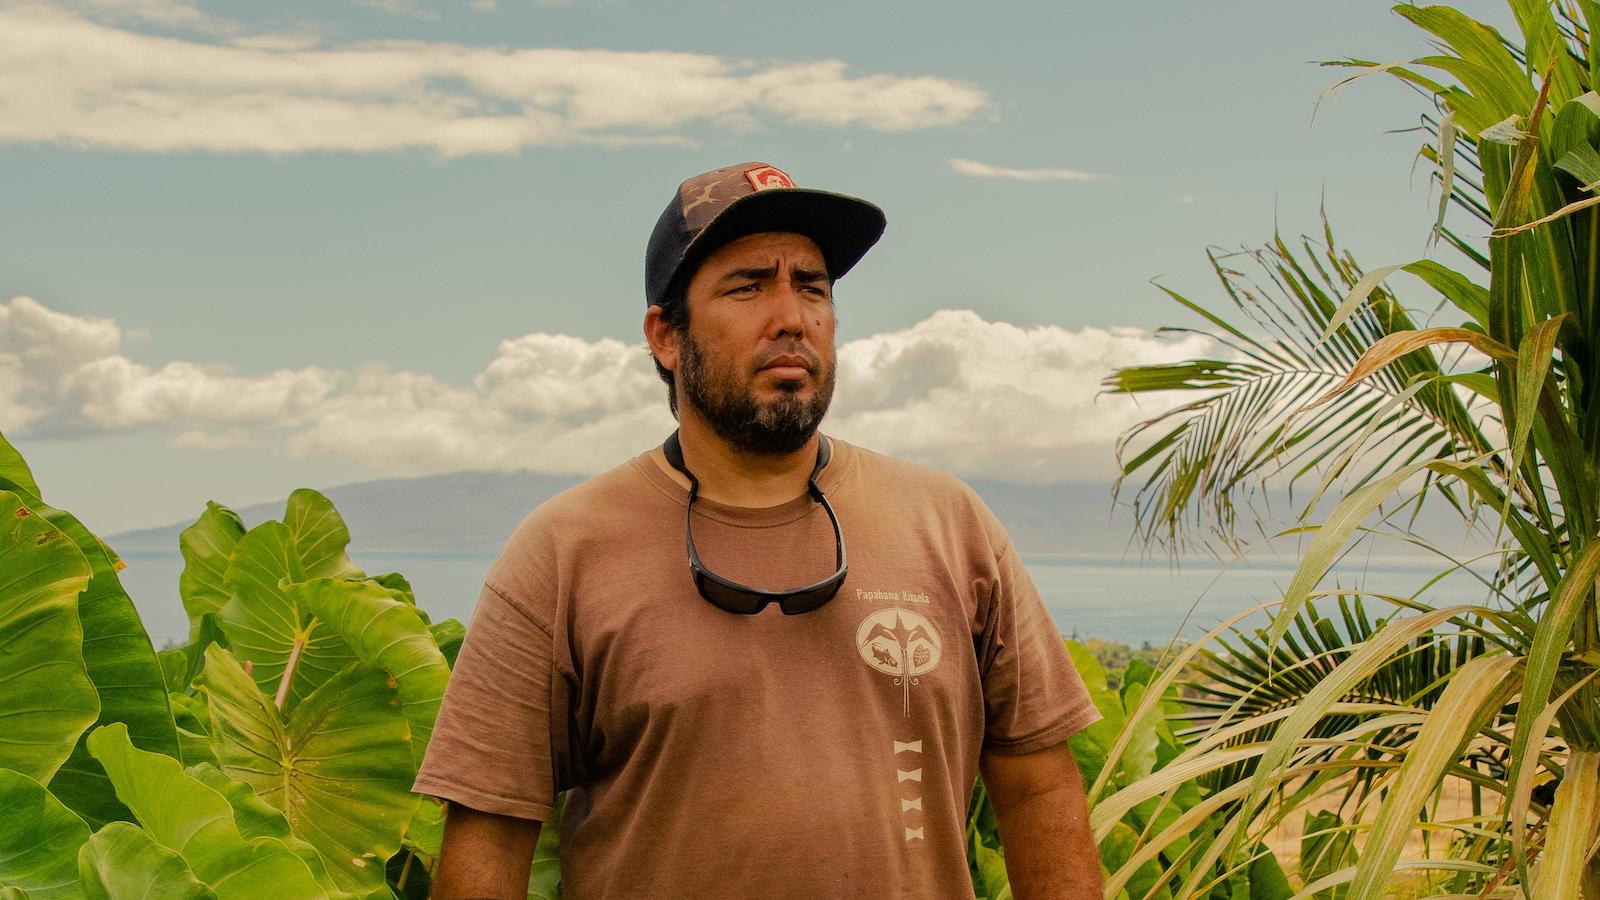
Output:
[767, 277, 809, 338]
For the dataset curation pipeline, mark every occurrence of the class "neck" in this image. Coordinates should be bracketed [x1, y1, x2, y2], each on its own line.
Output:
[661, 409, 822, 507]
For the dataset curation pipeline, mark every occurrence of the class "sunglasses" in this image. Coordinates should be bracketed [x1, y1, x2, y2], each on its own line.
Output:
[663, 430, 848, 615]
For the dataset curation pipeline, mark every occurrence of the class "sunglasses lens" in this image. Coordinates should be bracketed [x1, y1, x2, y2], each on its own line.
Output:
[778, 578, 844, 616]
[696, 571, 767, 614]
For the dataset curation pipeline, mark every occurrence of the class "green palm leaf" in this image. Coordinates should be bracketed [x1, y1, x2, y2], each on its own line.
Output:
[1107, 229, 1491, 553]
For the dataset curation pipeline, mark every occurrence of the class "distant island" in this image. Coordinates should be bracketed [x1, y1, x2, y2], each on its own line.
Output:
[107, 468, 1145, 557]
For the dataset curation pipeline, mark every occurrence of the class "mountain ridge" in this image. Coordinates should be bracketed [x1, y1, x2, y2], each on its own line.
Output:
[108, 468, 1140, 556]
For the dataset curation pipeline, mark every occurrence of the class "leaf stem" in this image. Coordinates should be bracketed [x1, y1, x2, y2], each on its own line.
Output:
[274, 635, 306, 712]
[396, 849, 414, 891]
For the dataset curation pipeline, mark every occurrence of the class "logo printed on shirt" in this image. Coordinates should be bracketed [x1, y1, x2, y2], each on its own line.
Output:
[856, 607, 942, 718]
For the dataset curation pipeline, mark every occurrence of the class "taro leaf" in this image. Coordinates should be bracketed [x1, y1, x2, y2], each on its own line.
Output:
[166, 694, 215, 769]
[293, 578, 449, 769]
[157, 650, 187, 695]
[283, 490, 361, 581]
[1246, 844, 1294, 900]
[1114, 681, 1160, 784]
[0, 432, 41, 500]
[196, 646, 416, 895]
[1062, 641, 1120, 788]
[368, 572, 429, 624]
[386, 849, 430, 900]
[186, 764, 343, 896]
[77, 822, 215, 900]
[85, 723, 331, 900]
[3, 484, 181, 829]
[967, 837, 1008, 900]
[218, 521, 355, 712]
[0, 491, 98, 782]
[526, 796, 563, 900]
[429, 620, 466, 669]
[0, 769, 89, 899]
[405, 799, 445, 861]
[1301, 809, 1357, 898]
[159, 615, 230, 695]
[178, 505, 245, 641]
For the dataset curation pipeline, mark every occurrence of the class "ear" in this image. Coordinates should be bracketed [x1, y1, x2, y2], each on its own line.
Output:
[644, 305, 680, 373]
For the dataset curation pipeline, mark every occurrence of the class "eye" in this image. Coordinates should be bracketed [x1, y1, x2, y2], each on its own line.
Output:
[727, 283, 760, 296]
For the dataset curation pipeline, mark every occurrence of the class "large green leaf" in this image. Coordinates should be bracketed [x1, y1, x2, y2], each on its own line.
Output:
[282, 490, 360, 581]
[85, 724, 331, 900]
[77, 823, 215, 900]
[1, 484, 181, 829]
[293, 578, 449, 768]
[0, 491, 98, 782]
[0, 769, 88, 899]
[0, 432, 41, 500]
[196, 646, 416, 895]
[217, 521, 355, 712]
[167, 693, 215, 769]
[178, 504, 245, 641]
[429, 619, 465, 669]
[292, 578, 452, 858]
[185, 765, 343, 896]
[159, 614, 230, 696]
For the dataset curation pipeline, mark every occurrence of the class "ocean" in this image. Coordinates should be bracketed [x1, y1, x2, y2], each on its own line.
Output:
[114, 548, 1493, 650]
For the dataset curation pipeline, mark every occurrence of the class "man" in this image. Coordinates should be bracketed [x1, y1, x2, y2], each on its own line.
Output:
[414, 162, 1103, 898]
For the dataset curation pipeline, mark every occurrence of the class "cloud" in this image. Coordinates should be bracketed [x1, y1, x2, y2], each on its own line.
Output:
[949, 158, 1104, 183]
[354, 0, 440, 21]
[63, 0, 215, 28]
[2, 295, 1210, 484]
[0, 6, 991, 156]
[829, 311, 1210, 481]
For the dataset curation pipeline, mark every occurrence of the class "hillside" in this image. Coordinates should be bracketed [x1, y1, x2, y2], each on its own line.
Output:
[108, 468, 1140, 556]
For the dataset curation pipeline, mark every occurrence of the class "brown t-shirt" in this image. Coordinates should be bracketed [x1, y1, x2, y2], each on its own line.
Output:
[414, 438, 1099, 899]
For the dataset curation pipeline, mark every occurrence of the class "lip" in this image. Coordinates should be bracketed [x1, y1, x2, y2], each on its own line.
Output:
[760, 354, 812, 373]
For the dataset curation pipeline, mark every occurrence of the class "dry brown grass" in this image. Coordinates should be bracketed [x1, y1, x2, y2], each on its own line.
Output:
[1261, 776, 1489, 894]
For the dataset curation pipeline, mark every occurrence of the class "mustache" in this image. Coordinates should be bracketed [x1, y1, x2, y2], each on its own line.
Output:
[752, 343, 822, 371]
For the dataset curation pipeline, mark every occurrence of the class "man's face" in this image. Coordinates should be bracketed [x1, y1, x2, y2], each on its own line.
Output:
[676, 231, 837, 455]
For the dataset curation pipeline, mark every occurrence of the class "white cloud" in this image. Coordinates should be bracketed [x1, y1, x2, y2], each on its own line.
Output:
[355, 0, 440, 21]
[829, 311, 1210, 481]
[2, 295, 1211, 484]
[64, 0, 215, 28]
[949, 158, 1104, 183]
[0, 296, 122, 431]
[0, 7, 991, 156]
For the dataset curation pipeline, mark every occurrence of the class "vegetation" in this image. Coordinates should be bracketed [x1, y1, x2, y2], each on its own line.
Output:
[1103, 1, 1600, 895]
[8, 2, 1600, 897]
[0, 431, 571, 898]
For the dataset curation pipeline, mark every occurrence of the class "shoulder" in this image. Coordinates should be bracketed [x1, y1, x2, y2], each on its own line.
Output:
[831, 438, 1009, 547]
[488, 455, 664, 582]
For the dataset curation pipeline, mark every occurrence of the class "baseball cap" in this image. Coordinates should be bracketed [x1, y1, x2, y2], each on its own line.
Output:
[645, 162, 887, 309]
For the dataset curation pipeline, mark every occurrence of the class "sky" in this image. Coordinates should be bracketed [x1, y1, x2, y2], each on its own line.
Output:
[1, 0, 1514, 535]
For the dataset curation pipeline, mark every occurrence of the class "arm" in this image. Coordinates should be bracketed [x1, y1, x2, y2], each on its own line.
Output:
[979, 739, 1102, 900]
[431, 802, 543, 899]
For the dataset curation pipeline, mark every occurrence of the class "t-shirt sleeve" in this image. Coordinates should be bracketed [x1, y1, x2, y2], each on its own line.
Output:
[979, 539, 1102, 754]
[412, 579, 558, 821]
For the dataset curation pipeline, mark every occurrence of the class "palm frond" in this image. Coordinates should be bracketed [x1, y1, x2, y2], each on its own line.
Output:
[1107, 226, 1494, 554]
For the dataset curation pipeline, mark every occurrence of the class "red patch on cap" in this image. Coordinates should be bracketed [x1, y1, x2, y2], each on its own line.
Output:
[744, 165, 795, 192]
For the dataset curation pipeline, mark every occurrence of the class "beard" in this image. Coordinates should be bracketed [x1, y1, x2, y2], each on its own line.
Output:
[678, 331, 835, 456]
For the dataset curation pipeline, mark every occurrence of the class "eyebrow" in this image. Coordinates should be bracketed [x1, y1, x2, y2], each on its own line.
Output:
[716, 265, 831, 285]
